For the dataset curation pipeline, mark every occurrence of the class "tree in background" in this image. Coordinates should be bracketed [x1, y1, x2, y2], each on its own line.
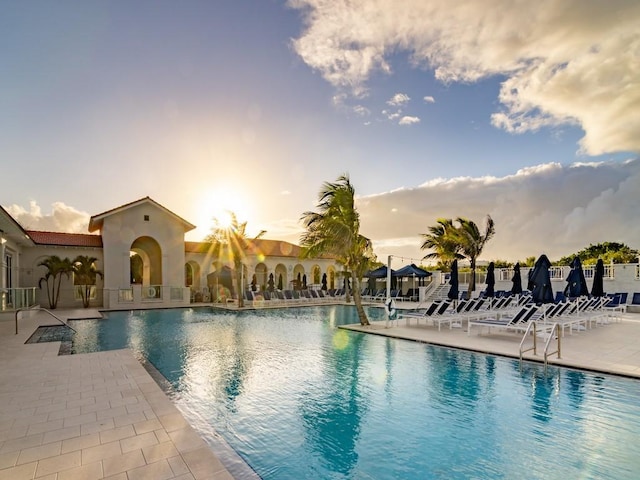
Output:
[452, 216, 495, 298]
[206, 212, 266, 308]
[300, 174, 374, 326]
[38, 255, 73, 309]
[421, 216, 495, 298]
[557, 242, 639, 265]
[420, 218, 460, 270]
[72, 255, 103, 308]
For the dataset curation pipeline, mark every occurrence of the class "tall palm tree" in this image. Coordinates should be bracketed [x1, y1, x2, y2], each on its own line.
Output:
[450, 215, 495, 298]
[72, 255, 103, 308]
[420, 218, 461, 269]
[206, 212, 266, 308]
[37, 255, 73, 309]
[300, 174, 374, 326]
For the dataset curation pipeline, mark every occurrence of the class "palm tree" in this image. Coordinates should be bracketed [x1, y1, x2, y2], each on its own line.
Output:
[206, 212, 266, 308]
[450, 215, 495, 298]
[300, 174, 374, 326]
[72, 255, 103, 308]
[420, 218, 461, 269]
[37, 255, 73, 309]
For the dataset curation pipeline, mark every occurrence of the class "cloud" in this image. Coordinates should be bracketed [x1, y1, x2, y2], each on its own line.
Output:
[4, 201, 90, 233]
[290, 0, 640, 155]
[387, 93, 410, 106]
[356, 157, 640, 262]
[423, 96, 435, 103]
[399, 116, 420, 125]
[353, 105, 371, 116]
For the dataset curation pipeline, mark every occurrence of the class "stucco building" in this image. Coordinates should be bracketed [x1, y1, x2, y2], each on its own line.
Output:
[1, 197, 341, 312]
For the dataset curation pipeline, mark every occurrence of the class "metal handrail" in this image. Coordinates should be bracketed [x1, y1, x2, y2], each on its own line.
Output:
[543, 323, 561, 371]
[15, 307, 76, 335]
[519, 321, 538, 361]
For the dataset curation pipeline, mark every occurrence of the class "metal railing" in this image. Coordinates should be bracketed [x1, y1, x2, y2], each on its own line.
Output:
[1, 287, 37, 311]
[519, 321, 561, 372]
[15, 306, 76, 335]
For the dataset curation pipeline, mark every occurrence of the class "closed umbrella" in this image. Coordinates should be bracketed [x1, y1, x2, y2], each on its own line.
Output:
[448, 260, 459, 300]
[321, 273, 327, 291]
[591, 259, 605, 297]
[278, 274, 283, 291]
[565, 257, 589, 298]
[302, 273, 307, 290]
[485, 262, 495, 298]
[528, 255, 554, 304]
[268, 273, 274, 292]
[511, 262, 523, 295]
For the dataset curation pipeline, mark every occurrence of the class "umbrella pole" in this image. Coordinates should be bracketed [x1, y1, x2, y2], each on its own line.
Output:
[386, 255, 392, 328]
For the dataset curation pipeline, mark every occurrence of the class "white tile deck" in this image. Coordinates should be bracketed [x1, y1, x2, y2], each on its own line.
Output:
[0, 310, 235, 480]
[2, 304, 639, 480]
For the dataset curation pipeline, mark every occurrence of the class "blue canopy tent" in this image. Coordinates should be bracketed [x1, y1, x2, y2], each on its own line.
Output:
[394, 264, 432, 300]
[365, 265, 395, 278]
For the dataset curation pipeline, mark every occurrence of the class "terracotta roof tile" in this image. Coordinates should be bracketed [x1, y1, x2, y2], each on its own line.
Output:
[26, 230, 103, 248]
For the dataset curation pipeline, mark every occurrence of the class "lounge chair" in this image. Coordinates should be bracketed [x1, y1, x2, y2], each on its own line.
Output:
[398, 301, 440, 325]
[467, 305, 539, 336]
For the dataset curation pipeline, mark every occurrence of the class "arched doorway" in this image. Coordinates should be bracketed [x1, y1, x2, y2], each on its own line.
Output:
[130, 236, 162, 286]
[255, 263, 268, 291]
[327, 266, 336, 290]
[292, 264, 305, 290]
[185, 261, 200, 289]
[274, 264, 287, 291]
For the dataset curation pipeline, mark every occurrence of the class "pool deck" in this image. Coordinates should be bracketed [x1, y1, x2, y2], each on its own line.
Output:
[1, 304, 639, 480]
[0, 309, 236, 480]
[342, 304, 640, 378]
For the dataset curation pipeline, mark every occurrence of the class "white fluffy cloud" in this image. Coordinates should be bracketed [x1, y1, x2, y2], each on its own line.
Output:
[387, 93, 410, 106]
[399, 116, 420, 125]
[4, 201, 90, 233]
[290, 0, 640, 155]
[356, 158, 640, 263]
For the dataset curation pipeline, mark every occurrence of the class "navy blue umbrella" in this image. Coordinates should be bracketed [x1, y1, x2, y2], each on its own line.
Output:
[565, 257, 589, 298]
[511, 262, 523, 295]
[591, 259, 605, 297]
[485, 262, 495, 297]
[528, 255, 554, 304]
[448, 260, 459, 300]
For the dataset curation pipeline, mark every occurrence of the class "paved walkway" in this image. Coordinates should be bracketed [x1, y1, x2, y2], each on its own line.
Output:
[342, 308, 640, 378]
[0, 309, 234, 480]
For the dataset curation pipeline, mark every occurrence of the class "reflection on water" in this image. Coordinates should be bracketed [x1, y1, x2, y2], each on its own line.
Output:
[72, 306, 640, 480]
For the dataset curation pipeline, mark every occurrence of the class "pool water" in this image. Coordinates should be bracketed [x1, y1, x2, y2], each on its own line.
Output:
[71, 306, 640, 479]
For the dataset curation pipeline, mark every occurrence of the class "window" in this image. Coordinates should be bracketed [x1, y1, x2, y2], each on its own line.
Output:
[144, 215, 150, 221]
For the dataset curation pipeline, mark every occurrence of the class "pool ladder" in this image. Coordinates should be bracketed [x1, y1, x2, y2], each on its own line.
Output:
[519, 321, 561, 372]
[15, 307, 77, 335]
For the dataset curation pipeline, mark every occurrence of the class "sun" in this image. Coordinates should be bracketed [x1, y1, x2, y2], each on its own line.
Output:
[198, 187, 252, 231]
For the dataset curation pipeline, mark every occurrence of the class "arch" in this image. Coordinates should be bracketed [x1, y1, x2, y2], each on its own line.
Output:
[130, 236, 162, 286]
[274, 263, 287, 290]
[185, 261, 200, 288]
[292, 264, 305, 290]
[255, 262, 268, 291]
[311, 265, 321, 285]
[327, 265, 336, 290]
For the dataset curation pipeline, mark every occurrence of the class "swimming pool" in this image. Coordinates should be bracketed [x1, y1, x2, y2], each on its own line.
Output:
[71, 306, 640, 479]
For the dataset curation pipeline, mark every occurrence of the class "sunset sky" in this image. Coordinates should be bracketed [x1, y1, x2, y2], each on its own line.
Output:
[2, 0, 639, 266]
